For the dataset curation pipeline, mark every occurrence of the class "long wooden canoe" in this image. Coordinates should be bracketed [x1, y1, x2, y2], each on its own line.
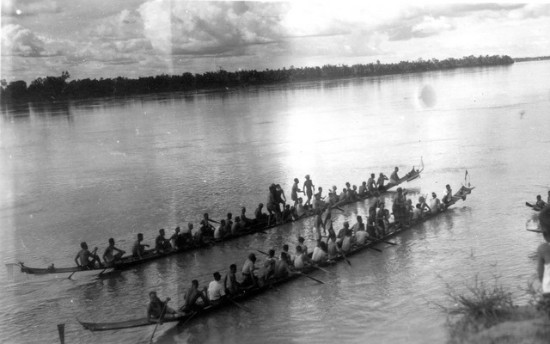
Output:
[17, 160, 424, 276]
[78, 183, 473, 332]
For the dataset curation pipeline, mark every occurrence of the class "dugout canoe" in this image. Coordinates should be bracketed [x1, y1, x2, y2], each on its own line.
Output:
[78, 183, 473, 332]
[16, 159, 424, 276]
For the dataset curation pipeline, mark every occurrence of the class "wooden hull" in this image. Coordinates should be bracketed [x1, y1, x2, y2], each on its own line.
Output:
[78, 182, 472, 332]
[19, 163, 424, 275]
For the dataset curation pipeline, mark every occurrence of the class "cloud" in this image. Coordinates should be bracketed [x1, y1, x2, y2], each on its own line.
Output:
[1, 24, 61, 57]
[1, 0, 60, 17]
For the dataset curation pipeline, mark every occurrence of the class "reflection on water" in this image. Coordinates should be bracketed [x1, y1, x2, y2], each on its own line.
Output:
[1, 61, 550, 344]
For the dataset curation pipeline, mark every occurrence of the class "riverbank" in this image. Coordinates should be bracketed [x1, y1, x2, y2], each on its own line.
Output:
[445, 279, 550, 343]
[0, 54, 513, 105]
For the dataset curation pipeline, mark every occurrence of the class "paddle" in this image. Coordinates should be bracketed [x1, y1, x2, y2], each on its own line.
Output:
[366, 236, 396, 246]
[227, 297, 253, 313]
[527, 229, 543, 233]
[208, 219, 220, 224]
[150, 298, 170, 343]
[298, 271, 325, 284]
[526, 202, 534, 208]
[339, 250, 352, 266]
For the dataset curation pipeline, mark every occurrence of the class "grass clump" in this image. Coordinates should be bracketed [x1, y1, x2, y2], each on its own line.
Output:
[440, 275, 517, 343]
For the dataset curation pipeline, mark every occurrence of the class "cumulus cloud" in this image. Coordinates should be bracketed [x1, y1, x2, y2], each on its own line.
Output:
[1, 0, 60, 17]
[1, 24, 60, 57]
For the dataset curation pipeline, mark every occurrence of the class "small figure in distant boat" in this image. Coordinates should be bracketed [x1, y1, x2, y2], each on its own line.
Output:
[419, 196, 431, 217]
[147, 291, 179, 322]
[293, 245, 311, 270]
[337, 221, 350, 244]
[390, 167, 400, 185]
[200, 213, 215, 237]
[207, 272, 226, 304]
[255, 203, 267, 222]
[291, 178, 303, 206]
[231, 216, 242, 235]
[224, 264, 241, 295]
[103, 238, 126, 266]
[355, 221, 368, 245]
[274, 252, 295, 278]
[267, 184, 281, 225]
[443, 185, 453, 205]
[341, 227, 352, 253]
[303, 175, 315, 207]
[155, 229, 172, 253]
[181, 280, 208, 312]
[226, 213, 233, 232]
[275, 184, 287, 208]
[312, 240, 328, 263]
[241, 253, 258, 287]
[431, 193, 442, 213]
[241, 207, 252, 226]
[351, 215, 365, 236]
[75, 242, 102, 269]
[170, 227, 181, 249]
[377, 172, 389, 191]
[367, 173, 376, 193]
[260, 249, 277, 283]
[536, 195, 547, 209]
[132, 233, 149, 259]
[358, 182, 367, 197]
[282, 204, 292, 223]
[214, 220, 226, 239]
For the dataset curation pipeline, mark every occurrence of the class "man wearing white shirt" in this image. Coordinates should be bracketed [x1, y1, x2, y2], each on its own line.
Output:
[207, 272, 226, 303]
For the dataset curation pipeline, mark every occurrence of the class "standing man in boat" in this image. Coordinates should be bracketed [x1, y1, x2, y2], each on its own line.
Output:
[74, 242, 102, 269]
[431, 192, 442, 213]
[102, 238, 126, 266]
[291, 178, 303, 207]
[132, 233, 149, 259]
[536, 206, 550, 313]
[303, 175, 315, 207]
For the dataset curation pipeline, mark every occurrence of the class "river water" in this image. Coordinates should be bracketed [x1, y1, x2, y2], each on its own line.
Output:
[1, 60, 549, 344]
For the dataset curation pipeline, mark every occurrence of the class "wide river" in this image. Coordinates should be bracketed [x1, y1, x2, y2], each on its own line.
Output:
[1, 60, 549, 344]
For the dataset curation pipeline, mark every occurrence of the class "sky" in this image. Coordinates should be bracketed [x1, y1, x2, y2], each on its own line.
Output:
[1, 1, 550, 84]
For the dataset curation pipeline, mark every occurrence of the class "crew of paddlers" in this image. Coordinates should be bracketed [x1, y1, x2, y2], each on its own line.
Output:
[74, 165, 430, 270]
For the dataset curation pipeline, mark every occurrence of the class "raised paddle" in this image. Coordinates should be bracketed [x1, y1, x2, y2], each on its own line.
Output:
[298, 272, 325, 284]
[150, 298, 170, 343]
[208, 219, 220, 224]
[526, 202, 534, 208]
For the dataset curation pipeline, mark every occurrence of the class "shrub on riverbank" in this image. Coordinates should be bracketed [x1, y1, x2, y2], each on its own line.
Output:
[443, 277, 550, 344]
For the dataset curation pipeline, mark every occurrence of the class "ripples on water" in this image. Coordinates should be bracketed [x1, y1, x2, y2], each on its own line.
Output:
[1, 61, 549, 343]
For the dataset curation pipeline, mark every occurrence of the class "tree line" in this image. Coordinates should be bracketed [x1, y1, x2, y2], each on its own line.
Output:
[0, 55, 514, 104]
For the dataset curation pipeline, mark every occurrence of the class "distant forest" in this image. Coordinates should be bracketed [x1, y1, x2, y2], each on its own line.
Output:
[0, 55, 514, 104]
[514, 56, 550, 62]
